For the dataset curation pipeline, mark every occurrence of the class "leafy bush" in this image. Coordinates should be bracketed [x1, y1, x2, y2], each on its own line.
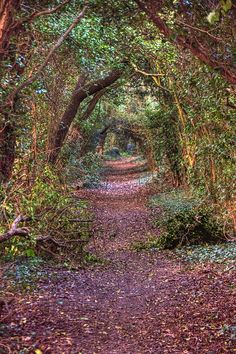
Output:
[63, 146, 103, 188]
[0, 166, 91, 261]
[80, 152, 103, 188]
[149, 191, 224, 249]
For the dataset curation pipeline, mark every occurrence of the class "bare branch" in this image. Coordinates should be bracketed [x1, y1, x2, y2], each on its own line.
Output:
[0, 217, 89, 245]
[21, 0, 71, 24]
[131, 62, 165, 77]
[0, 215, 29, 242]
[175, 19, 223, 42]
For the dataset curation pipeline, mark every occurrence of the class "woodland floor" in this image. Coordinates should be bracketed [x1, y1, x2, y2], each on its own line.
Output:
[1, 157, 236, 354]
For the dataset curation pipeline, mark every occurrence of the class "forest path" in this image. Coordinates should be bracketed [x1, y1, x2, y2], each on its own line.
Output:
[1, 158, 235, 353]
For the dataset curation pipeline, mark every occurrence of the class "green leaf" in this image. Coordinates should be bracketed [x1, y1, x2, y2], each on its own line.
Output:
[207, 10, 220, 24]
[221, 0, 232, 12]
[25, 248, 36, 257]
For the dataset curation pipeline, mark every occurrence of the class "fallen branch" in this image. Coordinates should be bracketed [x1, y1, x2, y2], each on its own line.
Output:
[0, 215, 29, 243]
[37, 236, 88, 246]
[36, 235, 65, 247]
[0, 215, 89, 258]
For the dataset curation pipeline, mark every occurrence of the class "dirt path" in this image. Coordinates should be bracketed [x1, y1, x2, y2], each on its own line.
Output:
[1, 158, 235, 353]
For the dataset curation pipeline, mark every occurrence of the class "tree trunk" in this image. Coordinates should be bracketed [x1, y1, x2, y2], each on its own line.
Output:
[80, 89, 106, 122]
[47, 69, 122, 163]
[0, 6, 87, 182]
[0, 0, 20, 60]
[96, 125, 111, 155]
[161, 90, 184, 186]
[0, 120, 16, 182]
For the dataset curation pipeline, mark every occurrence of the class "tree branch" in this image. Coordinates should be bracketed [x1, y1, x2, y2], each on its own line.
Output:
[5, 5, 88, 108]
[0, 216, 89, 246]
[21, 0, 71, 24]
[47, 68, 122, 163]
[135, 0, 236, 85]
[175, 19, 223, 42]
[80, 89, 106, 122]
[0, 215, 29, 242]
[131, 62, 164, 77]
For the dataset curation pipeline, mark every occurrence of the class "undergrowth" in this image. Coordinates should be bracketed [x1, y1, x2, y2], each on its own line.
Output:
[147, 190, 225, 249]
[0, 251, 106, 296]
[175, 243, 236, 266]
[63, 149, 103, 188]
[0, 258, 47, 294]
[0, 165, 91, 262]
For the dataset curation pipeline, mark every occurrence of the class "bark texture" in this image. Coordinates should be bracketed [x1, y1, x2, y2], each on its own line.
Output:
[47, 69, 122, 163]
[0, 0, 20, 60]
[0, 121, 16, 182]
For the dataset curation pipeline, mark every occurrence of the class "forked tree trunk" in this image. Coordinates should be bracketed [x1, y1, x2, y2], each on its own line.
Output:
[47, 69, 122, 163]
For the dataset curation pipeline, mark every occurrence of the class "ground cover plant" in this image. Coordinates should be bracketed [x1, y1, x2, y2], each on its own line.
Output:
[149, 191, 225, 249]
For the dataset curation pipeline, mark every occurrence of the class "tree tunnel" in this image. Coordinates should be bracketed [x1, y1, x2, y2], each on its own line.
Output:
[80, 118, 156, 171]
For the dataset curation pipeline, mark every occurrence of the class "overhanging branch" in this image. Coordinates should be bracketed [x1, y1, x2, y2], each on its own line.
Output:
[21, 0, 71, 24]
[5, 5, 88, 108]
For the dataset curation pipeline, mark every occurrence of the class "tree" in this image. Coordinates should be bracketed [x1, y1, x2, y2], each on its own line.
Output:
[47, 68, 123, 163]
[0, 2, 87, 182]
[134, 0, 236, 85]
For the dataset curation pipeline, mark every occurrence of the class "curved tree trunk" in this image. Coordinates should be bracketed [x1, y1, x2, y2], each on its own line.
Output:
[47, 69, 122, 163]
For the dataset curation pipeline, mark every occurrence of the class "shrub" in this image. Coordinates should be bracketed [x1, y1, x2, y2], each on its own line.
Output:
[175, 243, 236, 265]
[0, 166, 91, 262]
[63, 147, 103, 188]
[150, 191, 224, 249]
[80, 152, 103, 188]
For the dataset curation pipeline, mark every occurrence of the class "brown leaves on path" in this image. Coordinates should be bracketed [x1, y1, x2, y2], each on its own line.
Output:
[1, 157, 235, 353]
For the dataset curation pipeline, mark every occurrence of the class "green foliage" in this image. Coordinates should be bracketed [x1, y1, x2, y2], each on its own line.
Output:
[0, 166, 91, 261]
[3, 258, 45, 292]
[149, 191, 224, 249]
[80, 152, 103, 188]
[63, 145, 103, 188]
[207, 0, 232, 24]
[83, 252, 107, 265]
[120, 151, 132, 157]
[36, 1, 156, 74]
[175, 243, 236, 266]
[132, 237, 160, 252]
